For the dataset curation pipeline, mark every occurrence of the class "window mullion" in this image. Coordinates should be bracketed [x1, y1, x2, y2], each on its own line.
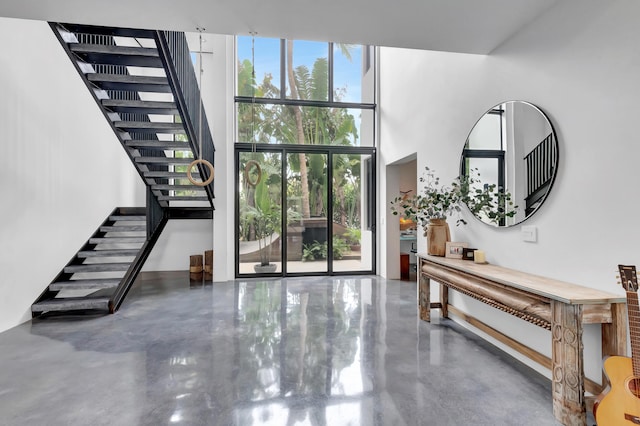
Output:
[280, 39, 286, 100]
[328, 42, 334, 103]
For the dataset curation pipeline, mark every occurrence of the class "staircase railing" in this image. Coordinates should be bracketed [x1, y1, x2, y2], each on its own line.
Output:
[524, 133, 556, 214]
[154, 31, 215, 202]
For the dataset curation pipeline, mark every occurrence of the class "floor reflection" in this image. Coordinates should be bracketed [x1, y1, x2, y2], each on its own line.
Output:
[233, 278, 375, 425]
[1, 272, 561, 425]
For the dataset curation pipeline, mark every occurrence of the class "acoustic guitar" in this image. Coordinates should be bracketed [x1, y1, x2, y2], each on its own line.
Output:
[594, 265, 640, 425]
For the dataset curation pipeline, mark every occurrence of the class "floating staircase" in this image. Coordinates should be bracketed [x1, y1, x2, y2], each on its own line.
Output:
[50, 22, 215, 207]
[32, 208, 166, 315]
[31, 23, 216, 317]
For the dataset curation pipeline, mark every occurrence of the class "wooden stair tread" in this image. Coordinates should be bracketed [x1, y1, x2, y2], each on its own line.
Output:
[151, 184, 205, 191]
[102, 99, 178, 114]
[158, 195, 209, 201]
[89, 237, 146, 244]
[144, 171, 198, 178]
[125, 140, 191, 150]
[57, 23, 155, 39]
[109, 215, 146, 221]
[70, 44, 162, 67]
[134, 157, 193, 164]
[114, 121, 185, 134]
[100, 225, 147, 232]
[50, 279, 121, 291]
[64, 263, 131, 273]
[31, 297, 110, 313]
[77, 249, 140, 257]
[87, 74, 171, 93]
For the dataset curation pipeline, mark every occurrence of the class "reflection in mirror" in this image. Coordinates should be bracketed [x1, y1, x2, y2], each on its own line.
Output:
[461, 101, 558, 227]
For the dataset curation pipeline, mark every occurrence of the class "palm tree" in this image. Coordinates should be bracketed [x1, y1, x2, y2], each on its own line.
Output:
[238, 42, 359, 219]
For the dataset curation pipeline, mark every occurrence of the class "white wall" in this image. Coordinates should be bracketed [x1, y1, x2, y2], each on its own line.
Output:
[378, 0, 640, 381]
[0, 18, 146, 332]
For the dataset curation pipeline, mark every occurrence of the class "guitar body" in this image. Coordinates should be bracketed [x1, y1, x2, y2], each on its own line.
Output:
[595, 356, 640, 425]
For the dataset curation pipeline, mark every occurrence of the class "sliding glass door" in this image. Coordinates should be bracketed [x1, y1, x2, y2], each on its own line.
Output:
[236, 145, 375, 278]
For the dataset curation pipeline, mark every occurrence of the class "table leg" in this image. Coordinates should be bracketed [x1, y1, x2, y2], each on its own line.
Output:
[602, 302, 627, 357]
[440, 283, 449, 318]
[551, 301, 585, 425]
[419, 265, 431, 322]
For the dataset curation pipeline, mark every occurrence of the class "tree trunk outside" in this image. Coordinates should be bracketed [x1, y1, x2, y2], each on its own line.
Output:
[287, 40, 311, 219]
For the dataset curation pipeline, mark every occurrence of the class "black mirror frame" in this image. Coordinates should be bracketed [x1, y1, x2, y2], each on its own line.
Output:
[459, 100, 560, 227]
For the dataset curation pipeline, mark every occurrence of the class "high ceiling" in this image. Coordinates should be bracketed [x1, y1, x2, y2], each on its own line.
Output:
[0, 0, 562, 53]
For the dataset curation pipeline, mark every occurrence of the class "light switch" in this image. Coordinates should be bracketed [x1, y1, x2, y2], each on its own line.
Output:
[521, 226, 537, 243]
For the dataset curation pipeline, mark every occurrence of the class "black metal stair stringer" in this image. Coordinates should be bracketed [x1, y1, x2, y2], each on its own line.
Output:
[49, 22, 216, 207]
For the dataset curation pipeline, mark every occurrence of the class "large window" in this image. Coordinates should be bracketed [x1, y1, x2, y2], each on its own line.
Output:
[235, 36, 376, 147]
[235, 37, 377, 278]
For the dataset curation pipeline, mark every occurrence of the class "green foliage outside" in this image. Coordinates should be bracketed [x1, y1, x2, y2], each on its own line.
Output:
[238, 42, 366, 263]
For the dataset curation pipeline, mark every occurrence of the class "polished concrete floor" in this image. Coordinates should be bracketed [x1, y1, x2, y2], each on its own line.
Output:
[0, 273, 569, 425]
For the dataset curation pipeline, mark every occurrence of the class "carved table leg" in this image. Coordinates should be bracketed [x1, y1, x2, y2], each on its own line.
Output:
[602, 302, 628, 357]
[419, 268, 431, 322]
[440, 283, 449, 318]
[551, 301, 585, 425]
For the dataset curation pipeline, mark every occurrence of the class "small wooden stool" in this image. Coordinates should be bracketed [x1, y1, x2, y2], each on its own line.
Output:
[204, 250, 213, 281]
[190, 254, 203, 282]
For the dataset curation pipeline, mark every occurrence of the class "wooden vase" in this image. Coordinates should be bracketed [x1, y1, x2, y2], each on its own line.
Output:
[425, 218, 451, 256]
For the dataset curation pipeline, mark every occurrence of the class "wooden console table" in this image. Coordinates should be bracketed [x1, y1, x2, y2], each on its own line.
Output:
[417, 254, 627, 426]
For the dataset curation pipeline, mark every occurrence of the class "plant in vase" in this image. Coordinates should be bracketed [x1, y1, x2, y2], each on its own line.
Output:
[391, 167, 516, 256]
[344, 227, 362, 251]
[242, 204, 281, 272]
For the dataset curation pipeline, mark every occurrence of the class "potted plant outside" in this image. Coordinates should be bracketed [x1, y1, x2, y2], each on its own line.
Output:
[344, 227, 361, 251]
[243, 204, 280, 273]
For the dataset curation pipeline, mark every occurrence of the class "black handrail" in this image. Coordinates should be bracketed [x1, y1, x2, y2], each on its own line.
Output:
[154, 31, 215, 204]
[524, 133, 556, 212]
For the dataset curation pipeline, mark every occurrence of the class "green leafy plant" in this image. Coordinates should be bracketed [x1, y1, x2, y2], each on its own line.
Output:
[301, 237, 349, 261]
[391, 167, 517, 231]
[242, 205, 281, 266]
[343, 227, 361, 246]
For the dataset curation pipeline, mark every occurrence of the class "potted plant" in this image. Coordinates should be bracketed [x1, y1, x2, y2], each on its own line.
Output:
[243, 204, 281, 273]
[391, 167, 516, 256]
[344, 227, 361, 251]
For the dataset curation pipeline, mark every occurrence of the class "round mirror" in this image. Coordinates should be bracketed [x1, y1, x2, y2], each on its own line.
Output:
[460, 101, 558, 227]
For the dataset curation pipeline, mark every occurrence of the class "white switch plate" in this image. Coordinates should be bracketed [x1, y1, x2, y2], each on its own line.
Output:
[521, 225, 537, 243]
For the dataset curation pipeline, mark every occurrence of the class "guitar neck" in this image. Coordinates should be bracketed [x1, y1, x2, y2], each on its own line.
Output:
[628, 291, 640, 377]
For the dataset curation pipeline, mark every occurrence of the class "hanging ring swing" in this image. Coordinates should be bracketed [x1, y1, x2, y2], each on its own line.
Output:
[188, 27, 214, 187]
[188, 159, 214, 186]
[244, 160, 262, 187]
[243, 30, 263, 188]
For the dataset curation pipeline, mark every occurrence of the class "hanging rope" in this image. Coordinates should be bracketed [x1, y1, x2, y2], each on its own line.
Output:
[244, 31, 262, 187]
[187, 27, 215, 187]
